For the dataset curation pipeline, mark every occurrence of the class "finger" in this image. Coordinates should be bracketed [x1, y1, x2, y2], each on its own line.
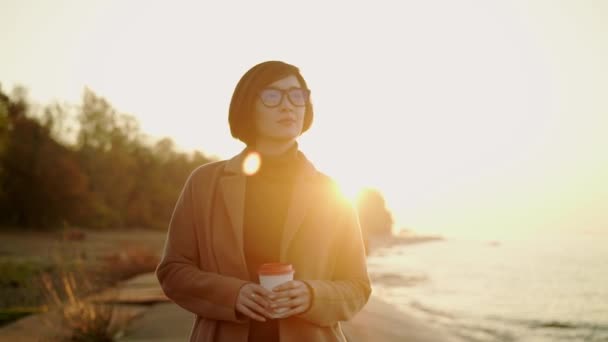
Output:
[273, 304, 308, 319]
[236, 303, 266, 322]
[246, 296, 274, 318]
[250, 292, 272, 309]
[272, 280, 300, 292]
[252, 285, 277, 299]
[271, 287, 306, 300]
[271, 295, 309, 310]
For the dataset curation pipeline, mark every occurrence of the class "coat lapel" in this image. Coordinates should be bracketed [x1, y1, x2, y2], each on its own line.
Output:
[220, 151, 248, 270]
[280, 153, 317, 261]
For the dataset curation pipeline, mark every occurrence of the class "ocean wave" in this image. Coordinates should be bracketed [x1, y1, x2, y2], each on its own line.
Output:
[367, 233, 444, 256]
[409, 300, 455, 319]
[532, 320, 578, 329]
[451, 324, 516, 342]
[487, 315, 608, 332]
[369, 272, 428, 287]
[444, 316, 608, 342]
[404, 302, 608, 342]
[455, 315, 608, 341]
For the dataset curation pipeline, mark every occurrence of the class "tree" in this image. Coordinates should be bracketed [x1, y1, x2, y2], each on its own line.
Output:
[0, 88, 88, 227]
[0, 87, 10, 207]
[356, 187, 394, 237]
[1, 85, 215, 230]
[74, 89, 143, 228]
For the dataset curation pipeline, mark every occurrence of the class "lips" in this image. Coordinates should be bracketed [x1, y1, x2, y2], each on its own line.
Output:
[277, 118, 296, 125]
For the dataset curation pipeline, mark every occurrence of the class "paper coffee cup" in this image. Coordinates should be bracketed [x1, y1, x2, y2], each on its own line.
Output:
[258, 263, 295, 316]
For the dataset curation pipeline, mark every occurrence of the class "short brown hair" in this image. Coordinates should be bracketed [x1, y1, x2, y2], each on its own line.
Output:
[228, 61, 314, 146]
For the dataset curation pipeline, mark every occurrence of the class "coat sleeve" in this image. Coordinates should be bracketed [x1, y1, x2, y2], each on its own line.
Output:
[298, 199, 372, 327]
[155, 171, 249, 322]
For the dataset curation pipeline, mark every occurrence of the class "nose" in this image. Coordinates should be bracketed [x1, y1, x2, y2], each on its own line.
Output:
[278, 93, 294, 111]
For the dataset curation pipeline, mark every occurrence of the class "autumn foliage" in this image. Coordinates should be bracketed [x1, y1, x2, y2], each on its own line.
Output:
[0, 86, 213, 230]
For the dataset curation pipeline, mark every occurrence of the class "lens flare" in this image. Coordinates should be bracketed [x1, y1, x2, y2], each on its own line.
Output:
[333, 180, 363, 206]
[242, 152, 261, 175]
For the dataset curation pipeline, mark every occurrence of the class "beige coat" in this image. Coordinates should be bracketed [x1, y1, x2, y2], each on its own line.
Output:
[156, 150, 371, 341]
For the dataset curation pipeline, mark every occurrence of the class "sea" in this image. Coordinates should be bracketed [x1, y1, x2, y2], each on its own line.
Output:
[367, 231, 608, 342]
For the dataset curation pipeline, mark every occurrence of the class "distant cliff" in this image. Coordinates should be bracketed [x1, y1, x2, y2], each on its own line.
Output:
[355, 188, 393, 254]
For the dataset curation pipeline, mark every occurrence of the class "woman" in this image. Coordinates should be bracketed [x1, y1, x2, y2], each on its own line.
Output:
[156, 60, 371, 342]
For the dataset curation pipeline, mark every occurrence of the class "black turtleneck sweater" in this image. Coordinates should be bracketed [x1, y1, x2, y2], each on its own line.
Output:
[243, 143, 301, 342]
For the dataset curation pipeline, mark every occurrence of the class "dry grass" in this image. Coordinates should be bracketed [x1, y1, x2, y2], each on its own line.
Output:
[99, 245, 160, 284]
[0, 227, 166, 339]
[39, 269, 124, 342]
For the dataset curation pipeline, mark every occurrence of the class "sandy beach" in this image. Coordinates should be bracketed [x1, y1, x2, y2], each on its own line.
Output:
[342, 296, 455, 342]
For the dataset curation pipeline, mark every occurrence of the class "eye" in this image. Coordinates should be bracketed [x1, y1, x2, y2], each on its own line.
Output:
[289, 89, 305, 100]
[261, 89, 281, 100]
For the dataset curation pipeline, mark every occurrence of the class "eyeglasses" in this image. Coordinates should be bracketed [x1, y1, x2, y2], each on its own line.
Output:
[258, 87, 311, 108]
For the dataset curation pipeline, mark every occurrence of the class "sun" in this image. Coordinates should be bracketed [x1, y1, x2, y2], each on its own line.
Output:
[333, 178, 364, 206]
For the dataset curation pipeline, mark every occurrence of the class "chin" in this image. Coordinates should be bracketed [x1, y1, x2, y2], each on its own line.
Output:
[274, 130, 300, 140]
[270, 133, 299, 142]
[277, 135, 299, 142]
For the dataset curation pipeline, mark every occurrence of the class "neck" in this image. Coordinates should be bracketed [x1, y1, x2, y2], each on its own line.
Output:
[254, 139, 297, 157]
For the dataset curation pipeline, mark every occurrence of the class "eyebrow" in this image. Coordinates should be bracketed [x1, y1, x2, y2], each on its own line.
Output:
[262, 86, 303, 90]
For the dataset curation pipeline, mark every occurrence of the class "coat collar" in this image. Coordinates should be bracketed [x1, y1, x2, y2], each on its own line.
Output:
[220, 148, 318, 267]
[223, 147, 316, 179]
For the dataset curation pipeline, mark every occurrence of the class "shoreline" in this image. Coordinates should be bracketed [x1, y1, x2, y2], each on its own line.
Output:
[366, 232, 444, 255]
[343, 295, 456, 342]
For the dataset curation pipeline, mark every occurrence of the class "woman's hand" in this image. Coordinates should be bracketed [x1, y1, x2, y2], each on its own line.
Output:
[269, 280, 312, 318]
[236, 283, 276, 322]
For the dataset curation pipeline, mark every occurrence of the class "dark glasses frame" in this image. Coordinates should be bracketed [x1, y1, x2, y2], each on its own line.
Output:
[258, 87, 311, 108]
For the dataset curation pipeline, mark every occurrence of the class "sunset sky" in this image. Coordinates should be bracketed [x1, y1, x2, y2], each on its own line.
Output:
[2, 0, 607, 240]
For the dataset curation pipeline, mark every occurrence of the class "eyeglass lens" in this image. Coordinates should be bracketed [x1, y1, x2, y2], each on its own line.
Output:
[260, 88, 309, 107]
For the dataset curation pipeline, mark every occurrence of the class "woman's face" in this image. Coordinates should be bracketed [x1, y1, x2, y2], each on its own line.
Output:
[253, 75, 307, 145]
